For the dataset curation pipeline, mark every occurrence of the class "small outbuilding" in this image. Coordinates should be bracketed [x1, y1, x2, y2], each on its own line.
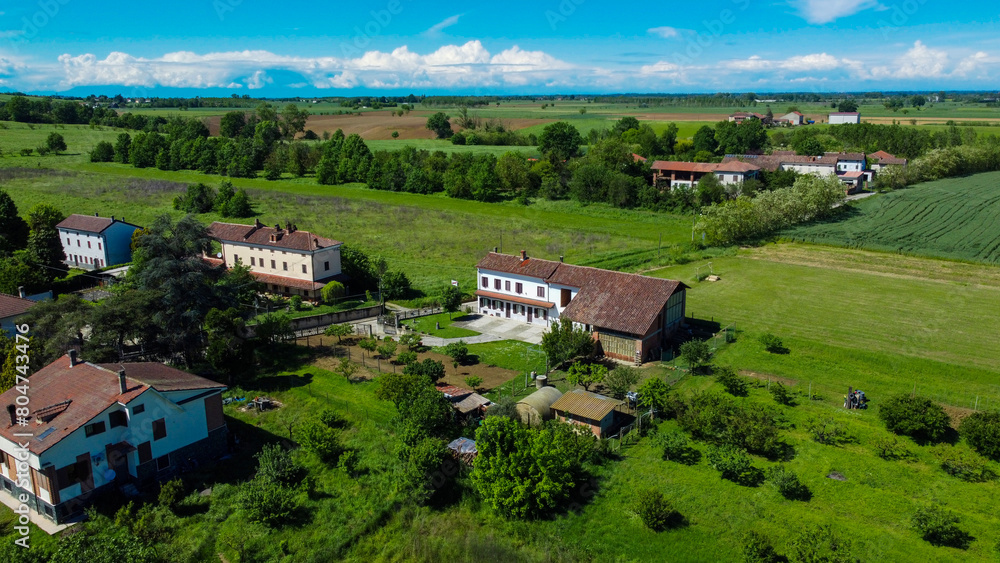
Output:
[437, 384, 492, 419]
[550, 389, 624, 438]
[516, 386, 563, 426]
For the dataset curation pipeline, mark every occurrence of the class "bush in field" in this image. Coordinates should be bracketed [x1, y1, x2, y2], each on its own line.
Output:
[679, 340, 712, 372]
[603, 365, 640, 399]
[765, 465, 810, 500]
[911, 504, 973, 549]
[759, 333, 787, 354]
[878, 394, 951, 443]
[742, 530, 782, 563]
[656, 431, 701, 465]
[90, 141, 115, 162]
[788, 524, 857, 563]
[932, 444, 996, 483]
[808, 416, 854, 446]
[959, 410, 1000, 461]
[297, 419, 342, 463]
[769, 382, 795, 406]
[872, 435, 913, 461]
[715, 365, 748, 397]
[237, 476, 299, 527]
[635, 489, 684, 531]
[157, 478, 185, 511]
[678, 392, 784, 457]
[706, 444, 763, 486]
[254, 443, 306, 487]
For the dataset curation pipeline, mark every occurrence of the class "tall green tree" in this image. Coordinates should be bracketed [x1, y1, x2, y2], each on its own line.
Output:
[426, 112, 453, 139]
[540, 319, 594, 371]
[205, 307, 254, 385]
[0, 189, 29, 255]
[46, 132, 67, 154]
[538, 122, 584, 160]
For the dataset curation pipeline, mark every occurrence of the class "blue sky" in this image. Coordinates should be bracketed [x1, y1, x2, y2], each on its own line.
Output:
[0, 0, 997, 96]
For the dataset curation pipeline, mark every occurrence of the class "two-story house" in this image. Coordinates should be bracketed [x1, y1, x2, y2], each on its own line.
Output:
[0, 352, 227, 525]
[56, 214, 142, 270]
[476, 251, 687, 364]
[208, 220, 347, 300]
[0, 292, 36, 337]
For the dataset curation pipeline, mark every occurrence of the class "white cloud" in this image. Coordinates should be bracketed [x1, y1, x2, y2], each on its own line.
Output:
[423, 14, 461, 36]
[954, 51, 991, 77]
[647, 26, 682, 39]
[868, 40, 949, 79]
[792, 0, 884, 24]
[50, 41, 586, 91]
[781, 53, 841, 71]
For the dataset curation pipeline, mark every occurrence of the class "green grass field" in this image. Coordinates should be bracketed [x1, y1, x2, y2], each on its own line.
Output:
[402, 312, 481, 338]
[648, 243, 1000, 406]
[785, 172, 1000, 264]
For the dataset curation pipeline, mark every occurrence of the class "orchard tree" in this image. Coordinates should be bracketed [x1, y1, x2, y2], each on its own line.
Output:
[441, 284, 463, 318]
[541, 319, 594, 371]
[637, 376, 671, 419]
[46, 132, 67, 154]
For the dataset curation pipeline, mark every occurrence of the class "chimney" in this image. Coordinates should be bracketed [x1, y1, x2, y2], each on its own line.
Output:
[559, 255, 564, 263]
[68, 349, 78, 367]
[285, 221, 292, 232]
[6, 405, 15, 427]
[520, 250, 527, 261]
[94, 212, 99, 217]
[17, 286, 25, 298]
[254, 218, 263, 228]
[494, 247, 498, 253]
[274, 223, 281, 231]
[292, 224, 297, 232]
[118, 369, 127, 395]
[111, 215, 115, 221]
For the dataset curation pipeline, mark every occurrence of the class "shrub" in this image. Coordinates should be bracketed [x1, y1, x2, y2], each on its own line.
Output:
[878, 394, 951, 443]
[715, 365, 748, 397]
[706, 444, 763, 486]
[741, 530, 782, 563]
[318, 408, 349, 429]
[397, 351, 418, 365]
[254, 443, 306, 486]
[932, 444, 996, 483]
[237, 476, 299, 527]
[789, 524, 856, 562]
[678, 392, 784, 457]
[656, 431, 701, 465]
[635, 489, 683, 531]
[157, 478, 184, 511]
[321, 280, 346, 303]
[464, 375, 483, 391]
[759, 333, 786, 353]
[873, 435, 912, 461]
[959, 410, 1000, 461]
[19, 148, 33, 156]
[297, 420, 342, 463]
[765, 465, 810, 500]
[289, 295, 303, 311]
[769, 382, 795, 406]
[911, 504, 973, 549]
[604, 365, 640, 399]
[444, 340, 470, 364]
[808, 416, 854, 446]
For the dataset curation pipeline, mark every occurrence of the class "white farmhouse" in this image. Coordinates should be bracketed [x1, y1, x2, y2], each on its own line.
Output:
[209, 220, 347, 300]
[0, 352, 227, 525]
[56, 214, 142, 270]
[476, 251, 687, 364]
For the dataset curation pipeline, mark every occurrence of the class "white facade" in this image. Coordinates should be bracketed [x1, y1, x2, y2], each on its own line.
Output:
[836, 158, 865, 173]
[781, 162, 837, 176]
[220, 241, 341, 284]
[58, 218, 140, 271]
[476, 268, 561, 325]
[829, 113, 861, 124]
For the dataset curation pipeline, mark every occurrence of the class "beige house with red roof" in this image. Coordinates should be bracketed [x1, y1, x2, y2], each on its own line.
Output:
[56, 214, 142, 270]
[650, 160, 761, 190]
[476, 251, 687, 364]
[0, 352, 226, 524]
[208, 219, 346, 299]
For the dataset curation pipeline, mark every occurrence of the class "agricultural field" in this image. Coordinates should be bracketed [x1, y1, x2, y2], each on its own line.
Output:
[784, 172, 1000, 264]
[648, 243, 1000, 405]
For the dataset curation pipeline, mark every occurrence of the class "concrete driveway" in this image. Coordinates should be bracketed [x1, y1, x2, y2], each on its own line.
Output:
[419, 313, 548, 346]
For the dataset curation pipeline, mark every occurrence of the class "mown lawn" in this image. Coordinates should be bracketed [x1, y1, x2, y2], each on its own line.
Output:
[403, 312, 480, 338]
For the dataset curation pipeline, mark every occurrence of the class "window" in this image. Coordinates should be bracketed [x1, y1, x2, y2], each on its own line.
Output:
[494, 279, 501, 290]
[325, 261, 330, 271]
[138, 442, 152, 464]
[515, 283, 522, 293]
[77, 240, 80, 247]
[98, 242, 102, 250]
[270, 260, 276, 269]
[505, 280, 510, 291]
[283, 262, 288, 271]
[537, 286, 545, 298]
[152, 418, 166, 441]
[251, 257, 255, 266]
[66, 238, 71, 245]
[234, 254, 239, 263]
[156, 455, 170, 471]
[481, 276, 488, 288]
[84, 421, 106, 437]
[109, 410, 128, 428]
[87, 241, 91, 248]
[132, 404, 145, 415]
[302, 265, 307, 273]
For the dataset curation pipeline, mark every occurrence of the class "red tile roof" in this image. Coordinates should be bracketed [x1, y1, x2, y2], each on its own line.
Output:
[56, 214, 114, 233]
[650, 161, 760, 174]
[209, 221, 341, 252]
[869, 150, 895, 160]
[0, 293, 35, 319]
[632, 153, 648, 162]
[868, 151, 908, 165]
[0, 355, 223, 455]
[841, 171, 865, 179]
[251, 271, 345, 291]
[715, 161, 761, 173]
[476, 252, 687, 337]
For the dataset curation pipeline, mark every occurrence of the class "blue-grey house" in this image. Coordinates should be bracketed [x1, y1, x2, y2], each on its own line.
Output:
[56, 214, 142, 270]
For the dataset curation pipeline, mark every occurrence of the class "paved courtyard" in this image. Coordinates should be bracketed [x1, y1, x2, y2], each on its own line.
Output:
[453, 314, 547, 344]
